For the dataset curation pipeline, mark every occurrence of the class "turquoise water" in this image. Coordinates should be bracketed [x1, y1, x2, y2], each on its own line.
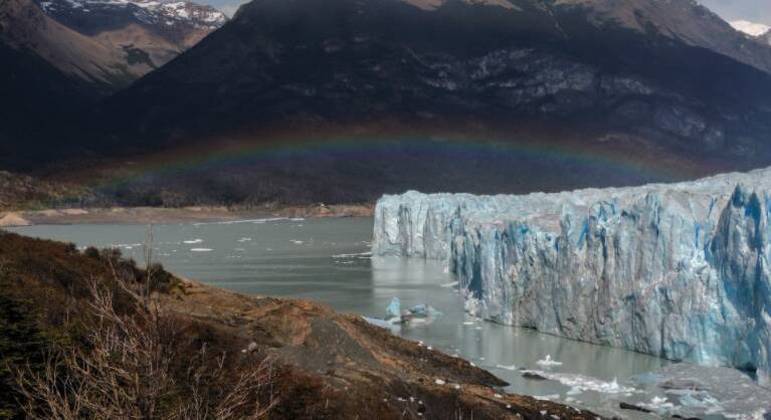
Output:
[12, 217, 768, 418]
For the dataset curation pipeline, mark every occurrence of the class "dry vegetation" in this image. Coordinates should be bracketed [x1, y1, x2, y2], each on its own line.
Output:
[0, 230, 276, 419]
[0, 171, 96, 211]
[0, 230, 601, 420]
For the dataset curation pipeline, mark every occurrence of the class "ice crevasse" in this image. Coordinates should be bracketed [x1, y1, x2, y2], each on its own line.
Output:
[372, 168, 771, 384]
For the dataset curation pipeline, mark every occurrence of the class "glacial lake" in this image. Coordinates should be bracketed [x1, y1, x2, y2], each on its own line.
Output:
[11, 217, 769, 418]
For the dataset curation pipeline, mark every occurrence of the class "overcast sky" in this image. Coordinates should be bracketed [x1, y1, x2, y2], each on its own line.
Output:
[698, 0, 771, 25]
[207, 0, 771, 25]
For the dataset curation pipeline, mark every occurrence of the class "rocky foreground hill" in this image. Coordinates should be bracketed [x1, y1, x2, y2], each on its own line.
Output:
[0, 230, 596, 419]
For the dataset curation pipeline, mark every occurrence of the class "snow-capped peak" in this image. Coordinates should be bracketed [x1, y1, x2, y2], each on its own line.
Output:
[730, 20, 770, 37]
[38, 0, 227, 30]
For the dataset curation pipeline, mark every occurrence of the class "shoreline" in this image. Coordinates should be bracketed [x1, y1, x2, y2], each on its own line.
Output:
[0, 203, 374, 227]
[0, 230, 599, 419]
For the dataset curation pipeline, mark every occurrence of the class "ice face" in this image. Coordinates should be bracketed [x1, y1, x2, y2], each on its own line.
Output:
[372, 168, 771, 383]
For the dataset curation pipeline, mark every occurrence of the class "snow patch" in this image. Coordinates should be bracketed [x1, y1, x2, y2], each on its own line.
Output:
[730, 20, 771, 37]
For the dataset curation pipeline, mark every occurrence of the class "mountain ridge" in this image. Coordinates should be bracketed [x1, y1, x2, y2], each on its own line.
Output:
[0, 0, 226, 92]
[8, 0, 771, 206]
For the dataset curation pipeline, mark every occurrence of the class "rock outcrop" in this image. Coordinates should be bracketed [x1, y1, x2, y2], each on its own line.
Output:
[373, 167, 771, 384]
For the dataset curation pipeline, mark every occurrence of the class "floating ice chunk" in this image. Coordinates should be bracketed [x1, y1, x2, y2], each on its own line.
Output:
[111, 243, 142, 250]
[638, 364, 771, 418]
[362, 316, 396, 329]
[290, 240, 304, 245]
[495, 364, 517, 371]
[639, 396, 676, 413]
[409, 304, 443, 319]
[190, 248, 213, 252]
[566, 387, 582, 396]
[331, 252, 373, 259]
[536, 355, 562, 367]
[385, 297, 401, 321]
[183, 239, 203, 244]
[521, 370, 635, 394]
[196, 217, 291, 226]
[237, 237, 252, 242]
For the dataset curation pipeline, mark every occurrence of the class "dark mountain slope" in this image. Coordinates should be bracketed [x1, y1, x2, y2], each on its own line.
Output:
[15, 0, 771, 205]
[0, 0, 223, 170]
[98, 0, 771, 153]
[0, 38, 96, 168]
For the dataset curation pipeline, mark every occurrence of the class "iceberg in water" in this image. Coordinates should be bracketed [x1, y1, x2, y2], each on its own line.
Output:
[385, 297, 402, 322]
[372, 167, 771, 384]
[381, 297, 443, 325]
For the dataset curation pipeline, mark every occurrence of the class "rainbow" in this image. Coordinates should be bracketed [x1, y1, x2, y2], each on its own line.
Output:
[56, 119, 732, 206]
[88, 133, 712, 187]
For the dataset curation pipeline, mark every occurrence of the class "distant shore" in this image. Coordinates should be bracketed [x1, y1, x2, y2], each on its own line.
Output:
[0, 203, 374, 227]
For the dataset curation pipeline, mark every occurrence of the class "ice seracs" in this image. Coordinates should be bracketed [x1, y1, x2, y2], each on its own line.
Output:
[372, 167, 771, 384]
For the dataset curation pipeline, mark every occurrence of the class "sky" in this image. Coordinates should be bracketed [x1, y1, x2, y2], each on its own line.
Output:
[697, 0, 771, 25]
[206, 0, 771, 25]
[205, 0, 245, 16]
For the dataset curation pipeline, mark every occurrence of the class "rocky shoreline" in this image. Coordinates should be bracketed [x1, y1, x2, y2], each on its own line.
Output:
[0, 203, 374, 227]
[0, 230, 597, 419]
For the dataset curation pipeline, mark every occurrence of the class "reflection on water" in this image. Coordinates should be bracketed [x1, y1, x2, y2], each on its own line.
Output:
[11, 217, 769, 418]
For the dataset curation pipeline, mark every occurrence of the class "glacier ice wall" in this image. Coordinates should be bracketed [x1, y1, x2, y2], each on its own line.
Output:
[372, 169, 771, 383]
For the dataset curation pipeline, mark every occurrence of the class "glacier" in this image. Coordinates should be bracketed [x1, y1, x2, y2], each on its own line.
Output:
[372, 168, 771, 384]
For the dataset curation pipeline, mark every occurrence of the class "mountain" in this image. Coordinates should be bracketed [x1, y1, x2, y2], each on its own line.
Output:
[34, 0, 227, 69]
[0, 0, 225, 168]
[0, 4, 98, 165]
[762, 30, 771, 46]
[557, 0, 771, 76]
[71, 0, 771, 205]
[0, 0, 225, 93]
[756, 28, 771, 47]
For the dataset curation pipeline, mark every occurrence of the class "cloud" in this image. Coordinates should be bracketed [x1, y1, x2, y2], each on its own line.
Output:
[220, 3, 242, 17]
[203, 0, 249, 17]
[697, 0, 771, 26]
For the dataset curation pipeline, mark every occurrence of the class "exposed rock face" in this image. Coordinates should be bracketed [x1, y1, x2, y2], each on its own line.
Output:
[760, 30, 771, 47]
[35, 0, 226, 49]
[372, 168, 771, 384]
[0, 0, 225, 91]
